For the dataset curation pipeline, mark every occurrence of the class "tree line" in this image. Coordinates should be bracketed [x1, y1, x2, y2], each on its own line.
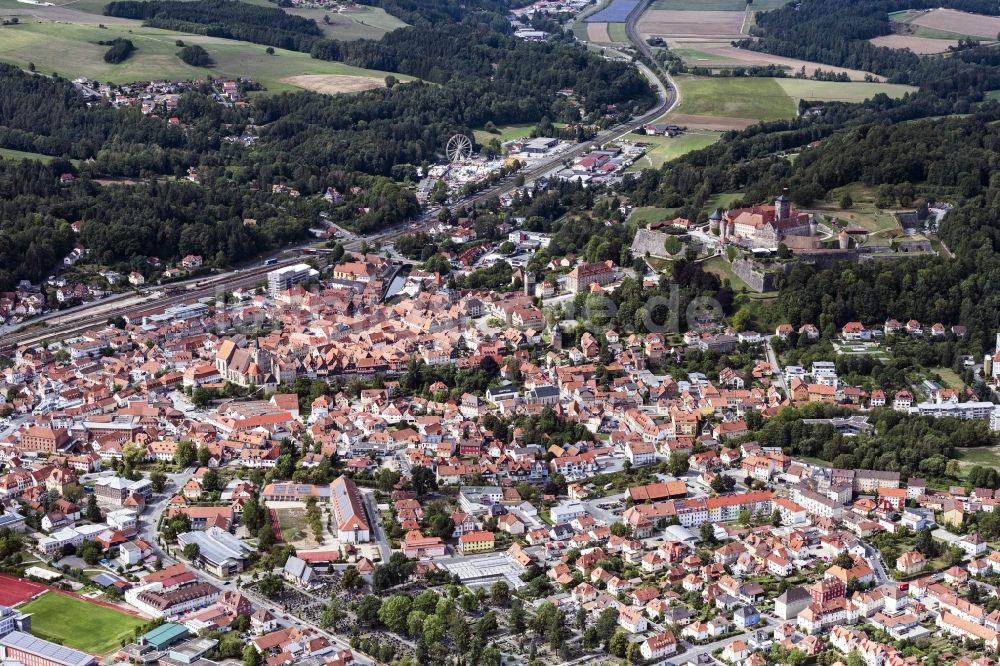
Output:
[750, 402, 997, 481]
[105, 0, 323, 52]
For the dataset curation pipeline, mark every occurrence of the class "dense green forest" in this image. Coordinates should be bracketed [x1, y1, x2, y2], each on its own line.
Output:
[0, 64, 192, 159]
[0, 153, 417, 287]
[620, 105, 1000, 354]
[105, 0, 323, 52]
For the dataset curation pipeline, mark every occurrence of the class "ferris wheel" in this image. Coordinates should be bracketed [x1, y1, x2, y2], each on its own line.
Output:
[446, 134, 473, 163]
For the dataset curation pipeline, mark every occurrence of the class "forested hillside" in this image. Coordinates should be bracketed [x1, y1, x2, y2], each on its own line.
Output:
[737, 0, 1000, 92]
[0, 0, 653, 288]
[622, 108, 1000, 356]
[0, 64, 192, 159]
[105, 0, 324, 51]
[0, 156, 417, 287]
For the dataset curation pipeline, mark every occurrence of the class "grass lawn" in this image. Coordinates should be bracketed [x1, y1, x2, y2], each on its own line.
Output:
[0, 21, 410, 93]
[706, 191, 744, 211]
[958, 446, 1000, 469]
[645, 256, 675, 272]
[19, 592, 145, 655]
[40, 0, 409, 39]
[285, 6, 407, 41]
[671, 76, 916, 123]
[629, 206, 679, 225]
[0, 147, 80, 165]
[673, 75, 796, 120]
[475, 122, 568, 146]
[928, 366, 965, 390]
[808, 183, 903, 237]
[473, 123, 536, 145]
[911, 24, 985, 40]
[672, 47, 738, 62]
[702, 255, 758, 291]
[626, 131, 720, 171]
[889, 10, 925, 23]
[274, 507, 310, 543]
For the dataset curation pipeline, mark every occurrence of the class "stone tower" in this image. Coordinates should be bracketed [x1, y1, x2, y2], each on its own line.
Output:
[776, 188, 791, 221]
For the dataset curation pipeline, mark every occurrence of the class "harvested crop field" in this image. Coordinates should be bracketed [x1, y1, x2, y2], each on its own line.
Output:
[638, 10, 745, 41]
[652, 0, 792, 9]
[775, 79, 916, 104]
[283, 74, 386, 94]
[587, 21, 612, 42]
[676, 46, 879, 81]
[869, 34, 957, 53]
[909, 8, 1000, 40]
[666, 113, 759, 131]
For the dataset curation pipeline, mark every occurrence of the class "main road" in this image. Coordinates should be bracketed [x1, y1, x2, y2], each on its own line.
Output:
[456, 3, 677, 211]
[361, 489, 393, 564]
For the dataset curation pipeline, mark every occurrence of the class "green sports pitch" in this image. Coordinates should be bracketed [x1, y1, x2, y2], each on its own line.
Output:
[18, 592, 146, 655]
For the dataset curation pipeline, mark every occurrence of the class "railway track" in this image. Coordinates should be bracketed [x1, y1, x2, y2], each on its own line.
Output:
[0, 257, 306, 352]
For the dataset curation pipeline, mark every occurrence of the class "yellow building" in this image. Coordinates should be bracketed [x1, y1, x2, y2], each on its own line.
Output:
[458, 530, 495, 555]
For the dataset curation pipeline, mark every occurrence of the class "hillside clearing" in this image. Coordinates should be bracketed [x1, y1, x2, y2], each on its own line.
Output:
[282, 74, 387, 94]
[7, 0, 409, 40]
[625, 131, 720, 171]
[284, 5, 407, 41]
[869, 34, 957, 53]
[666, 76, 916, 129]
[0, 21, 410, 93]
[629, 206, 679, 225]
[806, 183, 904, 238]
[0, 147, 79, 165]
[671, 75, 794, 121]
